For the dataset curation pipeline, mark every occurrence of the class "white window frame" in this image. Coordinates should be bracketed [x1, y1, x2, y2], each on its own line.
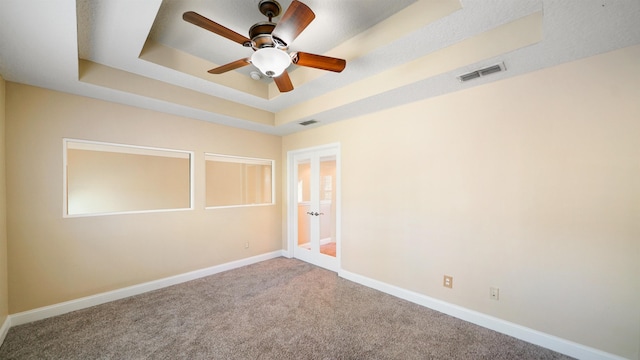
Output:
[63, 138, 194, 217]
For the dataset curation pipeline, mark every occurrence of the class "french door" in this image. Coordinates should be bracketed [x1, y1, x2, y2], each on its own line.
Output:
[289, 144, 340, 272]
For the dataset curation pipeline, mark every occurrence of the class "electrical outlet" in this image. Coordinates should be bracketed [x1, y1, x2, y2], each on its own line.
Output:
[490, 287, 499, 301]
[244, 242, 249, 249]
[443, 275, 453, 288]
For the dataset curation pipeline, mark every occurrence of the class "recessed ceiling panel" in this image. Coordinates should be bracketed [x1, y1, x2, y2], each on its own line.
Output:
[149, 0, 418, 68]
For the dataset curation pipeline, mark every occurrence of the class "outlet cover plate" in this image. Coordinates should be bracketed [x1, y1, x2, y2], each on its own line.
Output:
[443, 275, 453, 288]
[490, 287, 499, 300]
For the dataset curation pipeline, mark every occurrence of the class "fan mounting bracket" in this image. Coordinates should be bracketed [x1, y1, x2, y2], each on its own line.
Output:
[258, 0, 282, 20]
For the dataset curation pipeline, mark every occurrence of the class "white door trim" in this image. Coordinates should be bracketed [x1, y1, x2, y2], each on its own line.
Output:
[286, 143, 341, 272]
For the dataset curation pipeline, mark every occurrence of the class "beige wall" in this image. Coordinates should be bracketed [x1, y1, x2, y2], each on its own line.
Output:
[0, 75, 8, 328]
[2, 45, 639, 358]
[5, 83, 282, 313]
[282, 45, 640, 359]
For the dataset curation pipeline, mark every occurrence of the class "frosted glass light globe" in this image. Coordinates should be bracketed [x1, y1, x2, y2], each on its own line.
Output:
[251, 47, 292, 78]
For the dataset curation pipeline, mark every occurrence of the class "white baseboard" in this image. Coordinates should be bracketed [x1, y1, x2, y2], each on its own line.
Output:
[338, 269, 627, 360]
[9, 250, 285, 327]
[0, 315, 10, 346]
[4, 253, 626, 360]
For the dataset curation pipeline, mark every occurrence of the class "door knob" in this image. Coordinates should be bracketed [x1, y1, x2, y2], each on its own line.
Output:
[306, 211, 324, 216]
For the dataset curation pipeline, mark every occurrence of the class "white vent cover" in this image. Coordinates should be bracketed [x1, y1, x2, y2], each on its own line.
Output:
[457, 62, 506, 82]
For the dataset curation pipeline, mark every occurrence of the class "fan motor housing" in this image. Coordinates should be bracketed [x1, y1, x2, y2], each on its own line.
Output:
[249, 22, 278, 50]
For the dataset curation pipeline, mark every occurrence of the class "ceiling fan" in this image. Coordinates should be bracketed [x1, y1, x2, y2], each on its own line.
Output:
[183, 0, 346, 93]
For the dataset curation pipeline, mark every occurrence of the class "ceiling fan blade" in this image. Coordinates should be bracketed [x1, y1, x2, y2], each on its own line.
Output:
[292, 52, 346, 73]
[183, 11, 250, 46]
[271, 1, 315, 47]
[274, 71, 294, 92]
[207, 58, 251, 74]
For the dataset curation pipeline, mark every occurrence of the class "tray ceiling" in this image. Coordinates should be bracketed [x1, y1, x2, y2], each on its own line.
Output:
[1, 0, 639, 135]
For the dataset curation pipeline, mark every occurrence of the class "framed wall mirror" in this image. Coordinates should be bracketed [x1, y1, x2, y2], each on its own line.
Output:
[64, 139, 193, 217]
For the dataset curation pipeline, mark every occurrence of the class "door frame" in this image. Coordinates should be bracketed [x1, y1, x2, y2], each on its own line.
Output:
[286, 143, 341, 272]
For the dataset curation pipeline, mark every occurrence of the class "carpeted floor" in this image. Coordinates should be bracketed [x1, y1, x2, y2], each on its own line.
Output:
[0, 258, 574, 359]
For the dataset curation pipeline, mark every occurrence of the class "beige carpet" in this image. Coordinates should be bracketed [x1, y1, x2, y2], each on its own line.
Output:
[0, 258, 573, 359]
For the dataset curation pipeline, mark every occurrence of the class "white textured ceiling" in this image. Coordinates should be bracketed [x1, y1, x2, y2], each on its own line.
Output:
[1, 0, 639, 135]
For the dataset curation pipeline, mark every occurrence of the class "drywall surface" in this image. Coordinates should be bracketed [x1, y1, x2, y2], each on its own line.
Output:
[282, 45, 640, 359]
[5, 84, 282, 313]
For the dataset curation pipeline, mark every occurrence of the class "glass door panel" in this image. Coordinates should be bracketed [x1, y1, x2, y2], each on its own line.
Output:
[297, 161, 312, 253]
[319, 156, 336, 258]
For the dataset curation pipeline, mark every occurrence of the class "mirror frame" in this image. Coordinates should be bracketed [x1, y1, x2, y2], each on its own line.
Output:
[63, 138, 194, 217]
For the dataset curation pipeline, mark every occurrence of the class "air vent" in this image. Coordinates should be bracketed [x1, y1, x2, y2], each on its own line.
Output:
[457, 62, 506, 82]
[458, 71, 481, 82]
[299, 120, 318, 126]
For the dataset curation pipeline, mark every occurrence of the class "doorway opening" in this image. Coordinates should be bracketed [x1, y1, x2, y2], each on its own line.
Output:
[287, 144, 340, 272]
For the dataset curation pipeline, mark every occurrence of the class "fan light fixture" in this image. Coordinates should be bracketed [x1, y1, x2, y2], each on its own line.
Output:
[251, 47, 292, 77]
[183, 0, 346, 93]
